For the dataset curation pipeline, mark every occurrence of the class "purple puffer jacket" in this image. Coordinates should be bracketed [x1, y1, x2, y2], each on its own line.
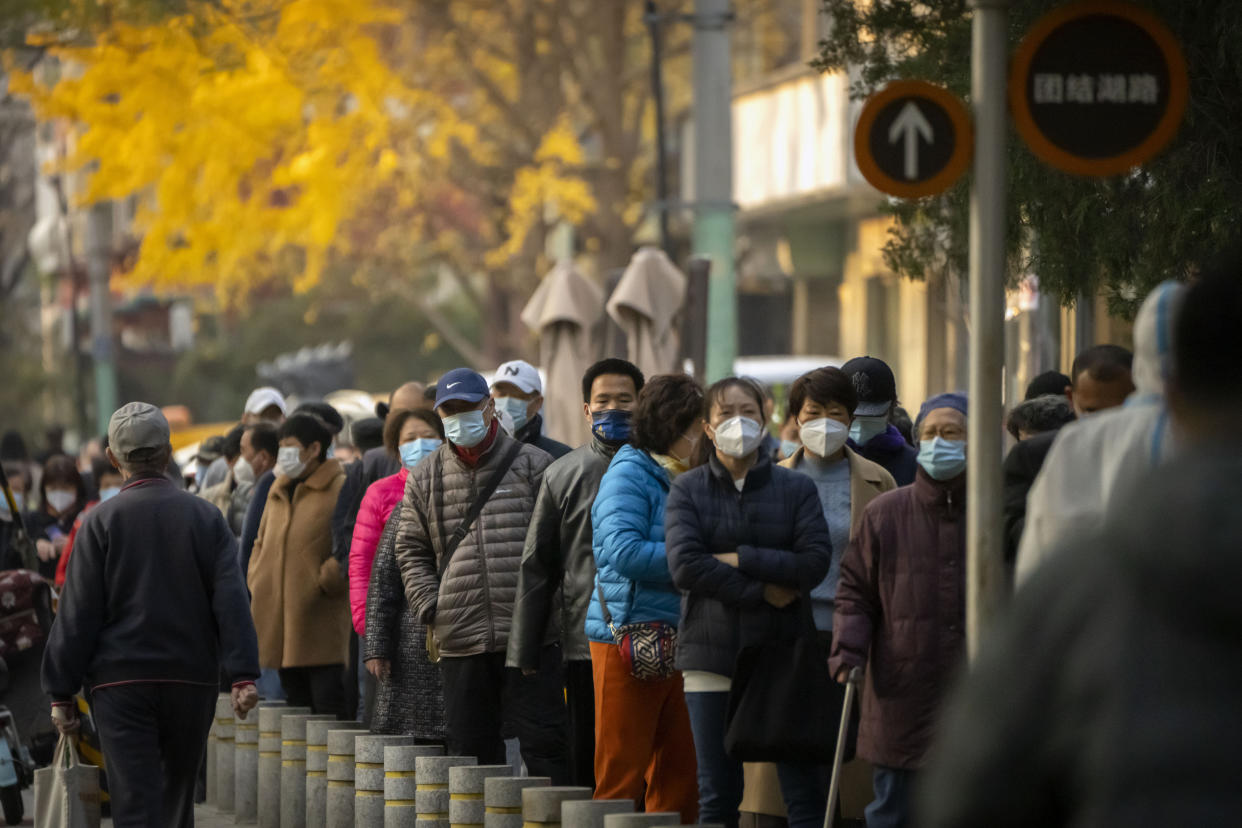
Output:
[829, 467, 966, 770]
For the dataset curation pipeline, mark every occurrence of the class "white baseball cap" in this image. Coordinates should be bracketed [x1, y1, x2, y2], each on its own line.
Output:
[243, 387, 288, 417]
[492, 360, 542, 395]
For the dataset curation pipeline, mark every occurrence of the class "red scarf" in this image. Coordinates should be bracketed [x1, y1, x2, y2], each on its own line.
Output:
[451, 418, 501, 467]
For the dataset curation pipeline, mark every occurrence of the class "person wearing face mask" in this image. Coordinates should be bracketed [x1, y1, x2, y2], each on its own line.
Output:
[28, 454, 88, 580]
[508, 358, 646, 789]
[54, 457, 125, 589]
[200, 424, 247, 536]
[394, 368, 568, 781]
[248, 412, 348, 715]
[842, 357, 919, 486]
[491, 359, 572, 460]
[830, 391, 968, 828]
[584, 373, 704, 820]
[0, 462, 34, 571]
[733, 369, 896, 827]
[664, 377, 832, 828]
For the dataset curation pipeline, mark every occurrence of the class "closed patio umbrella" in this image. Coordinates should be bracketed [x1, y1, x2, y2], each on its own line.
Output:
[606, 246, 688, 379]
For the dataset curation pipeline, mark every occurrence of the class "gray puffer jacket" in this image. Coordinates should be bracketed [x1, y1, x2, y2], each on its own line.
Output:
[394, 429, 551, 658]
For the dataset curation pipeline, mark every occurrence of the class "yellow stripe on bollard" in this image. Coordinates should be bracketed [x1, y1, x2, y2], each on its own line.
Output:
[384, 800, 418, 807]
[450, 792, 483, 800]
[308, 745, 327, 752]
[307, 771, 325, 778]
[385, 771, 416, 778]
[281, 740, 306, 746]
[486, 806, 522, 814]
[355, 762, 384, 769]
[259, 751, 281, 758]
[281, 760, 305, 767]
[417, 783, 447, 790]
[328, 780, 353, 788]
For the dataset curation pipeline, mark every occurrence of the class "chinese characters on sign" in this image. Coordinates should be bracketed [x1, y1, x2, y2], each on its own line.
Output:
[1032, 73, 1160, 105]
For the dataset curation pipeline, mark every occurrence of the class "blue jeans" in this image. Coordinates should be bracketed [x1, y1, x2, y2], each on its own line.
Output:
[685, 691, 831, 828]
[865, 765, 914, 828]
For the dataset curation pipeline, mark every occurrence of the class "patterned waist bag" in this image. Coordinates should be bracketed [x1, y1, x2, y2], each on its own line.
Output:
[596, 582, 678, 681]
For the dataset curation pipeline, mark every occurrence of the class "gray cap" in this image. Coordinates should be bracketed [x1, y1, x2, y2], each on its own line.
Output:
[108, 402, 171, 461]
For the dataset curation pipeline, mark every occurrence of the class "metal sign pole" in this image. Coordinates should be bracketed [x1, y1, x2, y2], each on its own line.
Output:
[967, 0, 1008, 659]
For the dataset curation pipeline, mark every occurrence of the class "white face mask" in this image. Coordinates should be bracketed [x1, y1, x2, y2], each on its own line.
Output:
[276, 446, 307, 480]
[800, 418, 850, 458]
[233, 457, 256, 487]
[712, 416, 766, 459]
[46, 489, 77, 514]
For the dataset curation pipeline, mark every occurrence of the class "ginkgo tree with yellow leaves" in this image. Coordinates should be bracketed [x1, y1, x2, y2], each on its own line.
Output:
[11, 0, 789, 363]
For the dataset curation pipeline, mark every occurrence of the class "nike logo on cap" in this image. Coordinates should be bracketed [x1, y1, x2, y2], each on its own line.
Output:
[447, 382, 461, 389]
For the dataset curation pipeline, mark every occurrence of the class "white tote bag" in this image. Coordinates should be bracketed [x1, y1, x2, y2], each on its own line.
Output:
[34, 735, 101, 828]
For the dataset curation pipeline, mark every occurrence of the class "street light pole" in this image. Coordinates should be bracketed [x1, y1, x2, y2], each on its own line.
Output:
[645, 0, 671, 255]
[692, 0, 736, 382]
[967, 0, 1008, 660]
[85, 202, 118, 434]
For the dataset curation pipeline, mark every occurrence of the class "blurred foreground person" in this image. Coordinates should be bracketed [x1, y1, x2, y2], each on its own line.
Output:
[28, 455, 87, 580]
[842, 357, 918, 485]
[43, 403, 259, 827]
[831, 392, 969, 828]
[921, 264, 1242, 828]
[1015, 283, 1183, 585]
[53, 457, 124, 588]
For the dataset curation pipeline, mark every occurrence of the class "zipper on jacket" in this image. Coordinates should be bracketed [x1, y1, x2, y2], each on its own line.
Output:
[472, 466, 496, 653]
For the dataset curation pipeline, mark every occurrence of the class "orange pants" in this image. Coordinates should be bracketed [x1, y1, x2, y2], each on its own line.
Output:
[590, 641, 699, 823]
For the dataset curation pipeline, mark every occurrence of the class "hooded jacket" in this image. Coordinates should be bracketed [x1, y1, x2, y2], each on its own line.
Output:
[584, 445, 683, 643]
[666, 451, 832, 677]
[1016, 281, 1184, 585]
[393, 429, 550, 658]
[508, 436, 622, 670]
[849, 425, 918, 486]
[348, 468, 408, 635]
[830, 467, 967, 770]
[922, 452, 1242, 828]
[516, 413, 572, 461]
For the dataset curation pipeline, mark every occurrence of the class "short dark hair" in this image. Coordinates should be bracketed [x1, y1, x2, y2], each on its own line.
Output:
[1071, 345, 1133, 385]
[1025, 371, 1072, 400]
[1174, 255, 1242, 409]
[704, 377, 766, 420]
[40, 455, 86, 511]
[582, 359, 645, 403]
[245, 422, 280, 459]
[290, 401, 344, 435]
[222, 424, 245, 461]
[383, 408, 445, 457]
[631, 374, 704, 455]
[788, 368, 859, 421]
[280, 413, 333, 461]
[1006, 394, 1076, 440]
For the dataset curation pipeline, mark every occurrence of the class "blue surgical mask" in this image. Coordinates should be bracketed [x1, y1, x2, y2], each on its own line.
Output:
[917, 437, 967, 481]
[780, 439, 801, 459]
[99, 486, 121, 503]
[10, 492, 23, 513]
[591, 409, 632, 443]
[442, 410, 490, 448]
[849, 415, 889, 446]
[399, 438, 442, 470]
[493, 397, 530, 433]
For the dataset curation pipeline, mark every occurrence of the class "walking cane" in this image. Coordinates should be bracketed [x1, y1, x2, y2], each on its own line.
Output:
[824, 666, 863, 828]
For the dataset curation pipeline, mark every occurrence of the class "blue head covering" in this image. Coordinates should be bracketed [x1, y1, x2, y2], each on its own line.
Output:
[915, 392, 969, 433]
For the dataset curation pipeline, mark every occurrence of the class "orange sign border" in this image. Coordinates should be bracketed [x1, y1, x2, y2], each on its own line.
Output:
[1010, 1, 1189, 177]
[854, 80, 974, 200]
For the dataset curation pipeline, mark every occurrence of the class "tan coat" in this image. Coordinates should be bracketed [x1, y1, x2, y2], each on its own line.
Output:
[742, 446, 897, 819]
[248, 459, 348, 669]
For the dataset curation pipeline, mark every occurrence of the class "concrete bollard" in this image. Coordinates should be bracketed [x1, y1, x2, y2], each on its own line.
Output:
[483, 776, 550, 828]
[259, 706, 309, 828]
[305, 721, 362, 828]
[216, 695, 238, 814]
[380, 744, 444, 828]
[234, 706, 263, 824]
[560, 799, 634, 828]
[413, 756, 476, 828]
[207, 693, 229, 808]
[324, 728, 369, 828]
[280, 713, 335, 828]
[521, 787, 593, 828]
[602, 816, 684, 828]
[448, 765, 513, 828]
[353, 735, 416, 826]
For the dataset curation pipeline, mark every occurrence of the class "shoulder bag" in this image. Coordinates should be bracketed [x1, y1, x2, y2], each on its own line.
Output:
[595, 582, 678, 681]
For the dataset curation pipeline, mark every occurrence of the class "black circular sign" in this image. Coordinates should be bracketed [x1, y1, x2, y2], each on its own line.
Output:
[854, 81, 973, 199]
[1011, 2, 1188, 176]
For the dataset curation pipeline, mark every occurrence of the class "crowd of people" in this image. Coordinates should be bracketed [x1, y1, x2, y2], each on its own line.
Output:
[7, 262, 1242, 827]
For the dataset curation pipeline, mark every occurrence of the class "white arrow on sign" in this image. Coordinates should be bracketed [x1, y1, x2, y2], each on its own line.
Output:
[888, 101, 935, 180]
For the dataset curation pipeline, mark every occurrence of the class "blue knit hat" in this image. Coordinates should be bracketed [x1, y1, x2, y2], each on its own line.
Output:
[916, 392, 968, 432]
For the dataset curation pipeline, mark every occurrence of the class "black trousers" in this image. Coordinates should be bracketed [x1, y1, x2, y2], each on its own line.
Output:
[565, 658, 596, 789]
[91, 682, 217, 828]
[279, 665, 346, 717]
[440, 646, 569, 784]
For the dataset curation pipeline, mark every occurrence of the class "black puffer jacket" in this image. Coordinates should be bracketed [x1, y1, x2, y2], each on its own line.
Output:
[507, 437, 621, 670]
[665, 451, 832, 677]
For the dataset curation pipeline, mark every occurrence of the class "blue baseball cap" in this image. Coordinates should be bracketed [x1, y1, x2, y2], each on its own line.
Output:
[434, 368, 490, 408]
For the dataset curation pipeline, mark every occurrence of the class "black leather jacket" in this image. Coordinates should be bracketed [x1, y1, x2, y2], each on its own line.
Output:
[507, 437, 622, 669]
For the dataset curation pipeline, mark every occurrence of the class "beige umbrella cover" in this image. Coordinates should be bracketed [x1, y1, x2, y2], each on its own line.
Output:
[520, 261, 603, 448]
[606, 246, 688, 379]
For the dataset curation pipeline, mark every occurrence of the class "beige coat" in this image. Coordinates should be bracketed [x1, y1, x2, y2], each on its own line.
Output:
[742, 446, 897, 819]
[248, 459, 348, 669]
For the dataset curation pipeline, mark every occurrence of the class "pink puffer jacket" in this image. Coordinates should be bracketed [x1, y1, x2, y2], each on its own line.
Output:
[349, 469, 408, 635]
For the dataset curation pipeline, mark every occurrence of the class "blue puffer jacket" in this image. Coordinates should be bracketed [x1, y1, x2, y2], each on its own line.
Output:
[586, 445, 682, 643]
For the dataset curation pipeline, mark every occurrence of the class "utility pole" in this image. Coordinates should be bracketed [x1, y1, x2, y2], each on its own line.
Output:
[645, 0, 671, 255]
[85, 201, 118, 435]
[966, 0, 1008, 659]
[692, 0, 736, 382]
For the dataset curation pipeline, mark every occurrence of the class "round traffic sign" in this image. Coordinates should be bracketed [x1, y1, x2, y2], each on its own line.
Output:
[1011, 2, 1188, 176]
[854, 80, 974, 199]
